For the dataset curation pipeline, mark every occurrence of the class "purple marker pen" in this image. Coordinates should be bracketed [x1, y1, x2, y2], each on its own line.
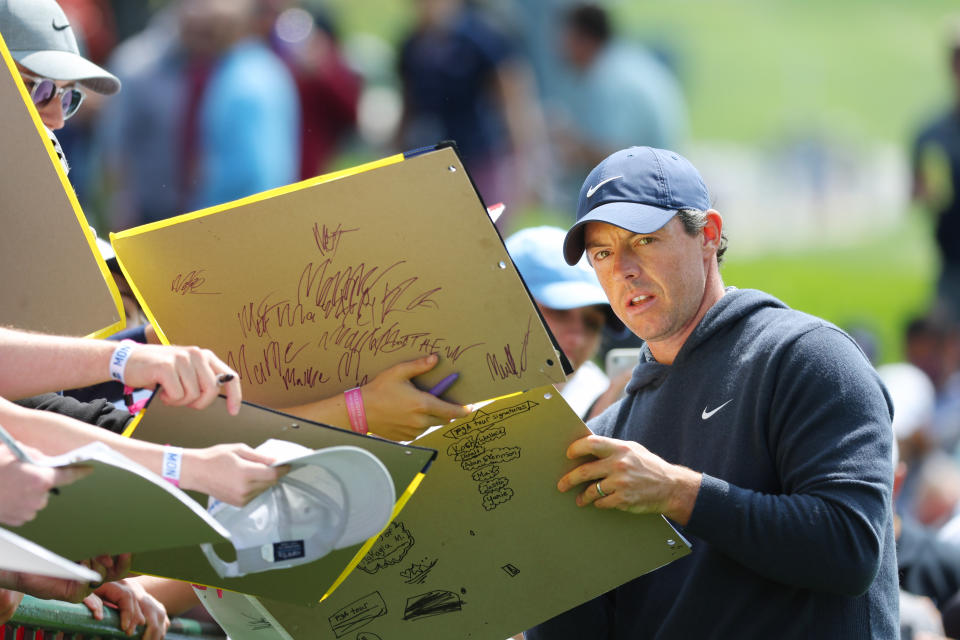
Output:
[428, 372, 460, 397]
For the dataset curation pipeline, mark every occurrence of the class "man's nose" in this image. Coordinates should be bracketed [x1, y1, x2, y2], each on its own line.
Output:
[613, 249, 641, 279]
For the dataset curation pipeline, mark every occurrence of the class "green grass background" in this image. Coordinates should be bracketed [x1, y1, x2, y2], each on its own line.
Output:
[721, 216, 937, 363]
[322, 0, 957, 362]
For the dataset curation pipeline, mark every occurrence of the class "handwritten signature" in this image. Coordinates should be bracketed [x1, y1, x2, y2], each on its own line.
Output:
[320, 320, 483, 384]
[171, 270, 221, 296]
[298, 258, 440, 327]
[486, 315, 531, 381]
[236, 258, 442, 340]
[313, 222, 358, 257]
[226, 341, 328, 390]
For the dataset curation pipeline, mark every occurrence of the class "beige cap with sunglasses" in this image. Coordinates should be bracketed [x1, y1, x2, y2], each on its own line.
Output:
[0, 0, 119, 95]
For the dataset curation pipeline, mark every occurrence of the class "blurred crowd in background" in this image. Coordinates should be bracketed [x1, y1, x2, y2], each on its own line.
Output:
[54, 0, 687, 234]
[22, 0, 960, 636]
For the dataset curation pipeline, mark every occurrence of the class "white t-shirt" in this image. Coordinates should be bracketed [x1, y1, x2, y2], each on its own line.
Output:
[559, 360, 610, 420]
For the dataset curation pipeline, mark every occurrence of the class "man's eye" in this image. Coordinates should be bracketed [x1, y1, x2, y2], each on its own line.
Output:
[636, 237, 654, 246]
[593, 249, 610, 261]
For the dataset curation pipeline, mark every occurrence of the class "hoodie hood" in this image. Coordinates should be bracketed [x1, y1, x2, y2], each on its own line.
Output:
[624, 288, 789, 394]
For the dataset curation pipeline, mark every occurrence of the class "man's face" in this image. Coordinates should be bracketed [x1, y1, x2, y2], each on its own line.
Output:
[537, 303, 605, 371]
[584, 218, 712, 359]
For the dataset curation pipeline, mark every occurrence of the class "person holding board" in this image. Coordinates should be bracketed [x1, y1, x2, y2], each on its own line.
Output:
[526, 147, 897, 638]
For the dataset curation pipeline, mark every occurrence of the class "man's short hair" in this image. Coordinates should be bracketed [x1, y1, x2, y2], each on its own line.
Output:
[565, 4, 610, 45]
[676, 209, 728, 264]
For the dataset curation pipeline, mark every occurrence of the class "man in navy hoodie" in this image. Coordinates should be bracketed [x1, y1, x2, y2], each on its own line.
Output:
[525, 147, 898, 638]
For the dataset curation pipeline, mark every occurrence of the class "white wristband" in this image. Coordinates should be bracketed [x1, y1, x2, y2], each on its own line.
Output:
[162, 446, 183, 488]
[108, 339, 137, 384]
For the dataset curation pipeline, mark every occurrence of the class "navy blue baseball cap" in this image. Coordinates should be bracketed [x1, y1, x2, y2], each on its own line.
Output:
[563, 146, 710, 265]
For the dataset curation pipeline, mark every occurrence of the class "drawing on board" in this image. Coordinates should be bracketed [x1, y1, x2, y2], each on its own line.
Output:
[328, 591, 388, 638]
[402, 590, 463, 621]
[400, 557, 438, 585]
[442, 399, 541, 510]
[241, 612, 274, 632]
[357, 521, 415, 575]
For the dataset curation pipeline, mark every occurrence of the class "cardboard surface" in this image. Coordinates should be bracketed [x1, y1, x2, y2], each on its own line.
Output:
[0, 36, 122, 337]
[13, 443, 230, 560]
[0, 527, 101, 581]
[111, 146, 566, 408]
[127, 397, 437, 604]
[252, 387, 690, 639]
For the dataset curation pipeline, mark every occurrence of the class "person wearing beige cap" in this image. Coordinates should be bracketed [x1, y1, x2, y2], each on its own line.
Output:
[0, 4, 467, 633]
[0, 3, 271, 635]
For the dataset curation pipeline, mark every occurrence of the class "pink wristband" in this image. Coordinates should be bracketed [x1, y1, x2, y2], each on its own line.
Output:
[344, 387, 368, 435]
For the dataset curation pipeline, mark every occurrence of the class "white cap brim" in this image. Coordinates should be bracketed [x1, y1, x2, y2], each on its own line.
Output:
[16, 49, 120, 95]
[314, 446, 395, 548]
[277, 444, 395, 549]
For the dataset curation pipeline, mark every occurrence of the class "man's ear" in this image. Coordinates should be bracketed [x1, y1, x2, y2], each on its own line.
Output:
[702, 209, 723, 252]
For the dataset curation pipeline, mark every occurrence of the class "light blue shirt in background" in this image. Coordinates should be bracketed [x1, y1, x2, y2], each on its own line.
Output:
[195, 39, 299, 210]
[562, 41, 688, 153]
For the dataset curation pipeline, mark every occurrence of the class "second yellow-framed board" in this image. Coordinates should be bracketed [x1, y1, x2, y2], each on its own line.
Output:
[197, 387, 691, 639]
[112, 145, 569, 408]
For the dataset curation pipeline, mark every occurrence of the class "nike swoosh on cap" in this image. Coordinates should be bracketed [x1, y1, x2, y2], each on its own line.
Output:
[51, 19, 70, 31]
[701, 399, 733, 420]
[586, 175, 622, 198]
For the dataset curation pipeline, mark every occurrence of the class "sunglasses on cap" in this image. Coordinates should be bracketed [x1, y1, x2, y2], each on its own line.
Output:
[20, 72, 85, 120]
